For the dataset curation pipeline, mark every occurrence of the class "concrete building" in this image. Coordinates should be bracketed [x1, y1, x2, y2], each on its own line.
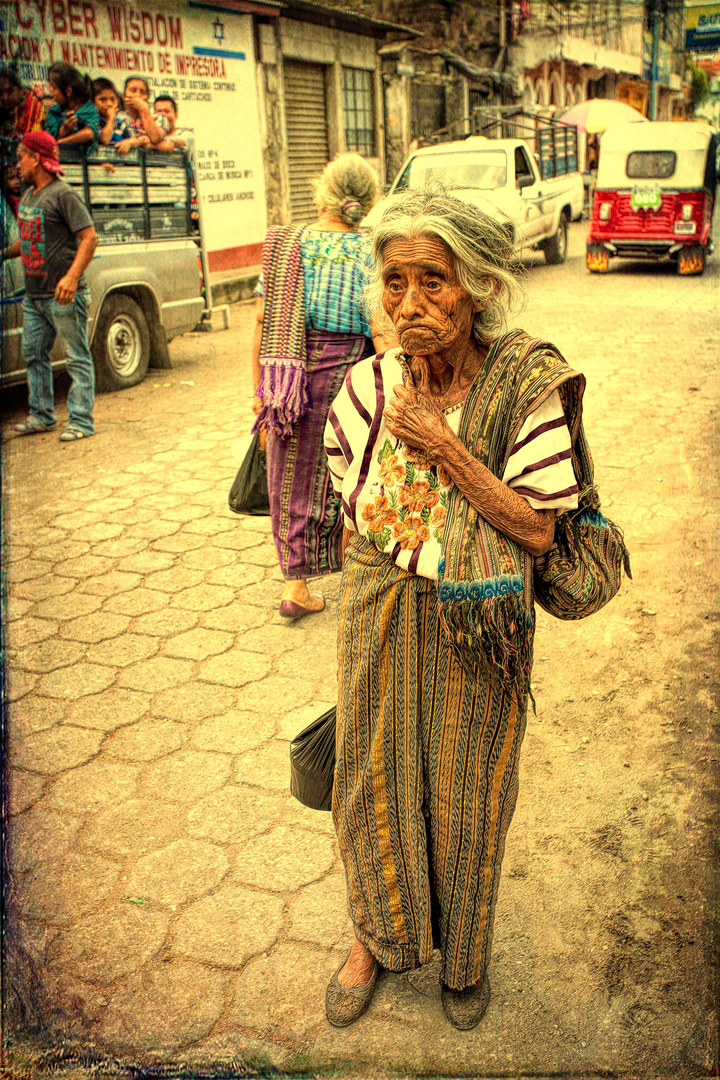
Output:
[251, 0, 418, 224]
[513, 0, 687, 130]
[334, 0, 689, 176]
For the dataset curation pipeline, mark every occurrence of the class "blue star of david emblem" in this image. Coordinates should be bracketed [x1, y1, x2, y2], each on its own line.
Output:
[212, 18, 225, 42]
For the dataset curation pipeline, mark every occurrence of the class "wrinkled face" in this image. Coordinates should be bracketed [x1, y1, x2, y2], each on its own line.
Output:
[154, 99, 176, 127]
[381, 235, 477, 357]
[16, 145, 38, 185]
[49, 79, 67, 108]
[95, 88, 119, 116]
[124, 79, 148, 103]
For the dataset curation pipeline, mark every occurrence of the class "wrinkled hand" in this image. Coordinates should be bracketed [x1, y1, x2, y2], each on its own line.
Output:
[383, 379, 451, 462]
[100, 162, 116, 174]
[136, 135, 151, 148]
[58, 111, 77, 137]
[116, 138, 134, 155]
[54, 273, 78, 306]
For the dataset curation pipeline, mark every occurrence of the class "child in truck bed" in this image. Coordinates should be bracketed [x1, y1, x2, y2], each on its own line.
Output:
[93, 79, 133, 149]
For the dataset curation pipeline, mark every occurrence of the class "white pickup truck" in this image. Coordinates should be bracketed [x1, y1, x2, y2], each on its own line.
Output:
[366, 135, 584, 265]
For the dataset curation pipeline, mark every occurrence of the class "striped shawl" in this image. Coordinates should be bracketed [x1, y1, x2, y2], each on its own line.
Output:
[438, 329, 585, 696]
[254, 225, 309, 439]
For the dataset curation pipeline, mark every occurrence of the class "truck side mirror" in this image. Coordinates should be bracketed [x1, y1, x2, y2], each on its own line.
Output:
[517, 174, 534, 190]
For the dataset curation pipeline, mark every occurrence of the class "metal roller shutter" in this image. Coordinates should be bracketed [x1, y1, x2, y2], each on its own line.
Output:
[284, 60, 329, 223]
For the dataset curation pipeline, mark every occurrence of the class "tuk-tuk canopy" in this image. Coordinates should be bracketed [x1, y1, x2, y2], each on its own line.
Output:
[597, 121, 716, 190]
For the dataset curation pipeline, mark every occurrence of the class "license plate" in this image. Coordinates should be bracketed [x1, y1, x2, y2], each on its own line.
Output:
[630, 188, 662, 212]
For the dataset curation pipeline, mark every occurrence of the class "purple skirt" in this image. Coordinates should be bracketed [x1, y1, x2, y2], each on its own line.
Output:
[266, 329, 372, 580]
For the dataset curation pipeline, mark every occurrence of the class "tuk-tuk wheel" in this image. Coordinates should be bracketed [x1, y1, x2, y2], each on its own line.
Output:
[586, 244, 609, 274]
[677, 245, 706, 277]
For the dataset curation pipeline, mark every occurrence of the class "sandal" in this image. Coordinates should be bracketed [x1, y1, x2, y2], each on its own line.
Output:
[59, 427, 93, 442]
[14, 418, 56, 435]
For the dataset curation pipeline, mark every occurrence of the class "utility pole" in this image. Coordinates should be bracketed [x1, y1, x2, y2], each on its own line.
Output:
[650, 0, 659, 119]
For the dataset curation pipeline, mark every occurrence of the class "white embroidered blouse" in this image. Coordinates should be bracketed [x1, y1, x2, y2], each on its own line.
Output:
[324, 348, 579, 581]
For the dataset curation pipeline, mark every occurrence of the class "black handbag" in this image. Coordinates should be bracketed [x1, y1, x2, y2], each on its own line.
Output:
[290, 706, 336, 811]
[228, 431, 270, 516]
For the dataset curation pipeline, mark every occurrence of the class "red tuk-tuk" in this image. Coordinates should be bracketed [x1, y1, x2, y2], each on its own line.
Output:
[587, 121, 717, 276]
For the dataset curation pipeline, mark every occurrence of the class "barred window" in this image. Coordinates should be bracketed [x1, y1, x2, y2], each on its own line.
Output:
[342, 67, 375, 156]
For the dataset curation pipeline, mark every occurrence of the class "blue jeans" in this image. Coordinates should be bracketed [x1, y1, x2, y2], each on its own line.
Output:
[22, 288, 95, 435]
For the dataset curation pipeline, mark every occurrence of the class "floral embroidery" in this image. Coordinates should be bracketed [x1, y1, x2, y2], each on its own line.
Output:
[361, 493, 398, 549]
[378, 453, 405, 488]
[404, 446, 433, 472]
[366, 435, 453, 560]
[404, 445, 450, 487]
[430, 499, 448, 541]
[398, 478, 440, 513]
[392, 513, 431, 551]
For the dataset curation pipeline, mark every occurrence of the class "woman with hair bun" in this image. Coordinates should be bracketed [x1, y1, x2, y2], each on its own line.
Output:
[44, 62, 99, 152]
[252, 153, 393, 619]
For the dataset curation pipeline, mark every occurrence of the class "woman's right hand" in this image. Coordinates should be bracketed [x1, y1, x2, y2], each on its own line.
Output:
[383, 381, 453, 465]
[58, 112, 77, 137]
[251, 395, 263, 416]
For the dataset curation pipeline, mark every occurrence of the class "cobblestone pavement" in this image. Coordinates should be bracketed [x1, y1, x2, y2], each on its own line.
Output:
[3, 223, 719, 1078]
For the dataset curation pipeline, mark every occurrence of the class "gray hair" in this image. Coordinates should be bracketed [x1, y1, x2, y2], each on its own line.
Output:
[366, 188, 524, 344]
[314, 153, 379, 227]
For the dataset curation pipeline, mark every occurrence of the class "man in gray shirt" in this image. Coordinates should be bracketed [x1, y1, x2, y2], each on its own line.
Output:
[2, 130, 98, 440]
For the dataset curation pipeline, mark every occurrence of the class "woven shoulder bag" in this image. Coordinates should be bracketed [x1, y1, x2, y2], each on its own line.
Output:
[533, 420, 631, 620]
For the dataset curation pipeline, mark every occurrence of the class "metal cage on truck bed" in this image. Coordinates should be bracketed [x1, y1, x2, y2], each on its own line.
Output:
[417, 107, 579, 182]
[58, 145, 199, 246]
[469, 109, 579, 181]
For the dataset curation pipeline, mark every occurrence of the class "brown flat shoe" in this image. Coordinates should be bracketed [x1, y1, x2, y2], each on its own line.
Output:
[441, 976, 491, 1030]
[325, 957, 379, 1027]
[279, 595, 324, 619]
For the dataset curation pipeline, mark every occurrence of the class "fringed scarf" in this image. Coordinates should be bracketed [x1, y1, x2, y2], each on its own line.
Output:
[438, 329, 585, 699]
[253, 225, 309, 439]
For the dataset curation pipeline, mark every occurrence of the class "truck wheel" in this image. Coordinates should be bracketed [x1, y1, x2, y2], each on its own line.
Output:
[677, 245, 706, 276]
[92, 294, 151, 392]
[542, 212, 568, 265]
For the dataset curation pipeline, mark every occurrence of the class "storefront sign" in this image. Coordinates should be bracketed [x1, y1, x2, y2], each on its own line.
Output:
[2, 1, 268, 267]
[642, 33, 673, 85]
[685, 3, 720, 52]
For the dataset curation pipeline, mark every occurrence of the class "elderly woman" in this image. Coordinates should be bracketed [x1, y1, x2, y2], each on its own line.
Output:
[323, 190, 585, 1029]
[253, 153, 391, 618]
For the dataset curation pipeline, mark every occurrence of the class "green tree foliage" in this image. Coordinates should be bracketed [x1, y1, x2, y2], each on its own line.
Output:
[687, 59, 710, 114]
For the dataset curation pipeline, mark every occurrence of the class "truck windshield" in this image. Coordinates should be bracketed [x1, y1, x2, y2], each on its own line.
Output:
[395, 150, 508, 191]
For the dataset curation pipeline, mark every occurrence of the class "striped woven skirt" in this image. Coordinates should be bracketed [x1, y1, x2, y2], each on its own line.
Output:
[333, 536, 529, 990]
[266, 330, 372, 580]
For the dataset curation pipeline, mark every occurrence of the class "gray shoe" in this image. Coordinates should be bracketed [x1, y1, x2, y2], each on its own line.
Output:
[15, 417, 56, 435]
[441, 977, 491, 1030]
[59, 426, 94, 442]
[326, 958, 379, 1027]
